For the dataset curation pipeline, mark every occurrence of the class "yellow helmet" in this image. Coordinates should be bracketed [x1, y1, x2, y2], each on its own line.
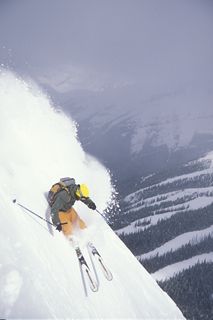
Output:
[75, 184, 89, 198]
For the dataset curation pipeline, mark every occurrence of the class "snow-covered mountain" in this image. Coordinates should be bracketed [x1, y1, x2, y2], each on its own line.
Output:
[115, 152, 213, 319]
[43, 82, 213, 185]
[0, 71, 184, 319]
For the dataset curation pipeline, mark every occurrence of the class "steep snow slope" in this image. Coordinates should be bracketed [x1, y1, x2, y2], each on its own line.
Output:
[0, 71, 184, 319]
[0, 198, 184, 319]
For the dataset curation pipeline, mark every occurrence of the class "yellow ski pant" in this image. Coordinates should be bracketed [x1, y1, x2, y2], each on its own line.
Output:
[59, 208, 86, 236]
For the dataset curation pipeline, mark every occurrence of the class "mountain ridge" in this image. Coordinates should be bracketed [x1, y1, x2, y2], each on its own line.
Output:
[41, 82, 213, 183]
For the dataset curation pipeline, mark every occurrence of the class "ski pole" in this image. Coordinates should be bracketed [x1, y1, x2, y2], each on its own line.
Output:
[95, 209, 114, 227]
[95, 209, 109, 222]
[12, 199, 67, 227]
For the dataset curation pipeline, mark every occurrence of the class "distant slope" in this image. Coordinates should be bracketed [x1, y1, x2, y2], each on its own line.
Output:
[115, 152, 213, 319]
[152, 253, 213, 281]
[47, 83, 213, 183]
[159, 261, 213, 320]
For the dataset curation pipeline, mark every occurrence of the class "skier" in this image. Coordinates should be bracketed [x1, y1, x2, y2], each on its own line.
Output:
[48, 177, 96, 238]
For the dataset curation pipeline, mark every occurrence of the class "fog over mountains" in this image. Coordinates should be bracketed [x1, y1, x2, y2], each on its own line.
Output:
[54, 83, 213, 185]
[1, 0, 213, 89]
[1, 0, 212, 183]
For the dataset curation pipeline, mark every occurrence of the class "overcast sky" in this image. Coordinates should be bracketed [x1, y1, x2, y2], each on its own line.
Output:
[0, 0, 213, 94]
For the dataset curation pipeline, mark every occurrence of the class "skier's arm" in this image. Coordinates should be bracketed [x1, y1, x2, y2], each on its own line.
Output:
[50, 191, 68, 225]
[80, 197, 96, 210]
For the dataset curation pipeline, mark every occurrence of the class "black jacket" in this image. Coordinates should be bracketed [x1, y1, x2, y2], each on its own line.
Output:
[50, 185, 95, 225]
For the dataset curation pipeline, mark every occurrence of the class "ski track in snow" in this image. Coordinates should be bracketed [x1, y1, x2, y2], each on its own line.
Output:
[0, 270, 23, 318]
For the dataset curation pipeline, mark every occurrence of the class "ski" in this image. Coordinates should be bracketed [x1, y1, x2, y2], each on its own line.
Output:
[87, 242, 113, 281]
[68, 236, 98, 295]
[74, 246, 99, 294]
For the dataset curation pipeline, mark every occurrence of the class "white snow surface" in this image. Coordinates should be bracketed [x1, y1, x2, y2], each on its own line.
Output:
[0, 71, 184, 319]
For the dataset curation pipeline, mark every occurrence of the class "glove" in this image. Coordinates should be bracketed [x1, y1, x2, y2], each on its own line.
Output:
[55, 223, 62, 232]
[87, 200, 96, 210]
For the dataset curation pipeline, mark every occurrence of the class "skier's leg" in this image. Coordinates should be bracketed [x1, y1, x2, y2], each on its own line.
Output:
[79, 218, 87, 230]
[59, 211, 73, 236]
[70, 207, 87, 229]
